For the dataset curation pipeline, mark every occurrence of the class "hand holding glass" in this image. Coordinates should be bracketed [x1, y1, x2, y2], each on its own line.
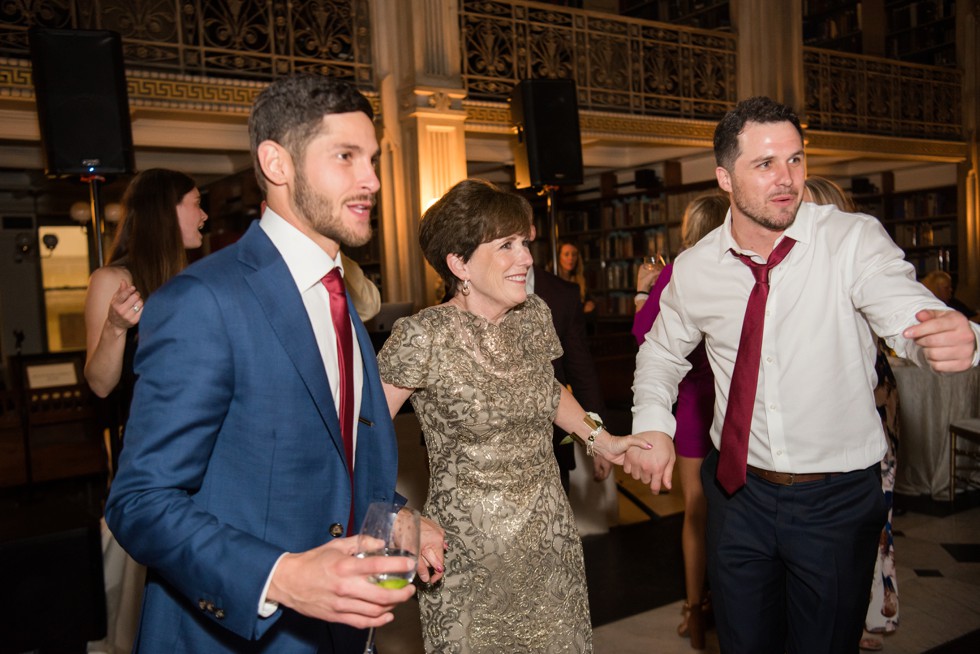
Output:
[356, 502, 421, 654]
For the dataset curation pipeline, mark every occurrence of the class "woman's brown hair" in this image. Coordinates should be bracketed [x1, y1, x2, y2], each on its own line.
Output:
[419, 179, 532, 299]
[106, 168, 196, 299]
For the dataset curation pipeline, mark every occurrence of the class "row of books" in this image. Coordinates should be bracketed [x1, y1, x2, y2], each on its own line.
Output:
[599, 197, 665, 229]
[594, 228, 676, 261]
[911, 248, 955, 274]
[890, 221, 955, 248]
[891, 190, 955, 220]
[587, 260, 654, 293]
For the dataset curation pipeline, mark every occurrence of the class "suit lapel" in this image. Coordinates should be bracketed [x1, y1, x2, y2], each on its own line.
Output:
[237, 224, 347, 462]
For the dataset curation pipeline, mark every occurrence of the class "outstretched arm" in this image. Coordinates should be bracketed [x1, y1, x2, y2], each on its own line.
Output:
[553, 386, 652, 465]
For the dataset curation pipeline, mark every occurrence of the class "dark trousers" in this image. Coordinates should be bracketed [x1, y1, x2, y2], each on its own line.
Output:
[702, 449, 886, 654]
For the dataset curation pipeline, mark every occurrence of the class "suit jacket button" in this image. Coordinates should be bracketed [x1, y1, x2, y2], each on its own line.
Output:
[206, 602, 215, 613]
[215, 608, 225, 619]
[329, 523, 344, 538]
[198, 599, 207, 611]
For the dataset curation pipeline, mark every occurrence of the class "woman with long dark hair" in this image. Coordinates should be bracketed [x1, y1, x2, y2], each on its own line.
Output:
[84, 168, 207, 450]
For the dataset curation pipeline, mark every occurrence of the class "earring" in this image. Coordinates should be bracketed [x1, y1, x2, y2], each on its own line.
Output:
[460, 279, 471, 296]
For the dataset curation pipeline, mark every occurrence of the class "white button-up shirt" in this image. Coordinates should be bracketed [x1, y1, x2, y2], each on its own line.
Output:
[633, 201, 980, 473]
[260, 209, 364, 459]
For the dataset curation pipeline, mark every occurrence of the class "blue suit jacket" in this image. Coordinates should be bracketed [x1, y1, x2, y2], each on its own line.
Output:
[105, 222, 400, 653]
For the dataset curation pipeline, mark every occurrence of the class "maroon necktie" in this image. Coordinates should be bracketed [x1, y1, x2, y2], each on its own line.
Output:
[321, 268, 356, 529]
[716, 236, 796, 494]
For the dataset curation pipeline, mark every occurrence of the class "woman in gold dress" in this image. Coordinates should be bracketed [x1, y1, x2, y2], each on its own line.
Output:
[377, 179, 649, 653]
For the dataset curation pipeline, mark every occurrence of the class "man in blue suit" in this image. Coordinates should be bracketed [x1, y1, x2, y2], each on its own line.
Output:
[106, 75, 444, 652]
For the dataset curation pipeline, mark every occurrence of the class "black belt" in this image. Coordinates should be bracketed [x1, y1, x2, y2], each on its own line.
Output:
[746, 464, 843, 486]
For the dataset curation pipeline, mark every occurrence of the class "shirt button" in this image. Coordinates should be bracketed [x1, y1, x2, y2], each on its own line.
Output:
[776, 449, 783, 456]
[769, 404, 776, 411]
[766, 357, 773, 364]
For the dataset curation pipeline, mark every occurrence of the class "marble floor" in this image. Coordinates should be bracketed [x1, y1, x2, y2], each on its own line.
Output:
[377, 414, 980, 653]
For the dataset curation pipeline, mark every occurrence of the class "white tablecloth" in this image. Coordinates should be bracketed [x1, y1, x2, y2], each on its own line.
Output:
[889, 357, 980, 500]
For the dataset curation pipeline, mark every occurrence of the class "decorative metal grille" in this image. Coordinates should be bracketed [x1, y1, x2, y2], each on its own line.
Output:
[0, 0, 373, 86]
[459, 0, 737, 121]
[0, 1, 965, 142]
[803, 47, 962, 141]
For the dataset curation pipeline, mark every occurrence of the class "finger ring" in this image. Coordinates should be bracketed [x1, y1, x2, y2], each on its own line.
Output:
[133, 303, 141, 313]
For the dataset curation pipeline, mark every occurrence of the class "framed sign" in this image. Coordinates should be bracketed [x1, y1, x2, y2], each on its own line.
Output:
[18, 353, 84, 390]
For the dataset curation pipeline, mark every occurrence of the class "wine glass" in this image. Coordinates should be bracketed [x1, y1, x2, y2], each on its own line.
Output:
[356, 502, 421, 654]
[643, 253, 667, 270]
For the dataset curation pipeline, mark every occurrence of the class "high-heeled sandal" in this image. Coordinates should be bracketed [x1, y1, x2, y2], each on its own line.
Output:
[677, 601, 693, 637]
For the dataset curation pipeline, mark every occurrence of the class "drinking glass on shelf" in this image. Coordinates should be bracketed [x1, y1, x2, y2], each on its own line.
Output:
[355, 502, 421, 654]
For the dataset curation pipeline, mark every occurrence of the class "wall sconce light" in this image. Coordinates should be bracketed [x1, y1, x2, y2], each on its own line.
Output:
[105, 202, 123, 223]
[70, 201, 91, 225]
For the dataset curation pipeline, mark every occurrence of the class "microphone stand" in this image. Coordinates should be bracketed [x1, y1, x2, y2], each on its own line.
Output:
[541, 185, 559, 273]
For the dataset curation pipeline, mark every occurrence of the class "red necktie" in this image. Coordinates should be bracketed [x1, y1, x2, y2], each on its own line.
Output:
[321, 269, 356, 529]
[716, 236, 796, 494]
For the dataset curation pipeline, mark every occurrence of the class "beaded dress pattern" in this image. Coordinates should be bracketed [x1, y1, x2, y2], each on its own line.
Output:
[378, 295, 592, 653]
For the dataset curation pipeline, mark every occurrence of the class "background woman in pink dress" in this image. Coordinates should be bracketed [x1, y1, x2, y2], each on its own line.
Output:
[633, 192, 728, 649]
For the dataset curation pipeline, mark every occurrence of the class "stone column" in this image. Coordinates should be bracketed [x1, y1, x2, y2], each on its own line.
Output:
[730, 0, 806, 116]
[371, 0, 468, 308]
[957, 1, 980, 308]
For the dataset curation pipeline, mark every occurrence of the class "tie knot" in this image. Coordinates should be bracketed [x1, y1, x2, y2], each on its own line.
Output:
[731, 236, 796, 285]
[322, 267, 346, 297]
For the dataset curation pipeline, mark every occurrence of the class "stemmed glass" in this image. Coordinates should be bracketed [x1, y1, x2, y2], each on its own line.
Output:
[643, 253, 667, 270]
[356, 502, 421, 654]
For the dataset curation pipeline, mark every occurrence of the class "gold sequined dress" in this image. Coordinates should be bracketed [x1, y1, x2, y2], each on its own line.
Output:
[377, 295, 593, 653]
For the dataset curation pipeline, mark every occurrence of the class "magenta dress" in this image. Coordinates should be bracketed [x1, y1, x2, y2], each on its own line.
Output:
[632, 264, 714, 459]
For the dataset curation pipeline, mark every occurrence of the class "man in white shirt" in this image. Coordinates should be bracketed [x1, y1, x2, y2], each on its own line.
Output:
[106, 75, 444, 653]
[623, 96, 980, 653]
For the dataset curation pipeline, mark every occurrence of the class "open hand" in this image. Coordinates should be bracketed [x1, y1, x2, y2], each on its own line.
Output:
[418, 515, 447, 585]
[592, 431, 653, 466]
[622, 431, 675, 494]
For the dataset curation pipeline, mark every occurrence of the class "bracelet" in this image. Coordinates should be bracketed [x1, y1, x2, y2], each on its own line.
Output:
[635, 291, 649, 296]
[583, 412, 605, 458]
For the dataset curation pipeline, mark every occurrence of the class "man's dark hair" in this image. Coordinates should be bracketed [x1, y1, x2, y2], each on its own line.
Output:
[713, 96, 804, 170]
[248, 75, 374, 192]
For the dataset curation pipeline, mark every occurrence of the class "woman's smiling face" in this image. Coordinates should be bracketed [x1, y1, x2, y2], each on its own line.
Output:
[459, 233, 534, 321]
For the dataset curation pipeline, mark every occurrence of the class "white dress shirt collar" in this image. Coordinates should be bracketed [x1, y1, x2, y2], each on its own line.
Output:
[259, 208, 344, 290]
[717, 204, 814, 263]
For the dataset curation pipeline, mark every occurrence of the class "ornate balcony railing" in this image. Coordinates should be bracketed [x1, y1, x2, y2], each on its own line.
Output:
[460, 0, 737, 121]
[0, 0, 373, 86]
[803, 47, 962, 141]
[0, 1, 964, 143]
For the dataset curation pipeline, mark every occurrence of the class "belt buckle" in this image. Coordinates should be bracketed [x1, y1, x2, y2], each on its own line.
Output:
[785, 473, 795, 485]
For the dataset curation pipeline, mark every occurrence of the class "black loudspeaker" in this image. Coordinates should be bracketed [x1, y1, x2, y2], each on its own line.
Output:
[510, 78, 584, 189]
[29, 28, 135, 176]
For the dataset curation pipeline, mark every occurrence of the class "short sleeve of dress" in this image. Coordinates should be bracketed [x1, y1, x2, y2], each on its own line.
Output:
[523, 294, 563, 363]
[377, 314, 431, 389]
